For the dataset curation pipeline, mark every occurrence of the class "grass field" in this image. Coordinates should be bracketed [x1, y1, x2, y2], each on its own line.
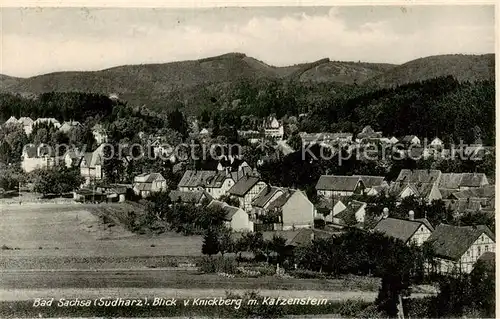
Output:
[0, 203, 203, 259]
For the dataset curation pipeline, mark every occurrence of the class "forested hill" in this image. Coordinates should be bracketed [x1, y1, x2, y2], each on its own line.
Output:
[365, 54, 494, 88]
[0, 53, 493, 112]
[0, 76, 495, 146]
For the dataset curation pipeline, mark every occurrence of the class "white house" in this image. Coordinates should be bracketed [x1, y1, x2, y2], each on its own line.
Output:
[207, 200, 253, 232]
[133, 173, 167, 198]
[263, 116, 284, 140]
[333, 200, 367, 226]
[92, 124, 108, 145]
[400, 135, 421, 146]
[266, 190, 315, 230]
[314, 198, 348, 223]
[18, 117, 34, 135]
[33, 118, 61, 129]
[79, 144, 106, 185]
[426, 224, 495, 274]
[4, 116, 18, 125]
[429, 137, 443, 148]
[21, 144, 57, 173]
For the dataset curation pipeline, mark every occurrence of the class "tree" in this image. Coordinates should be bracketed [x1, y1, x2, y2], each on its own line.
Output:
[270, 235, 287, 264]
[219, 194, 240, 207]
[32, 165, 83, 195]
[202, 227, 220, 257]
[218, 227, 234, 257]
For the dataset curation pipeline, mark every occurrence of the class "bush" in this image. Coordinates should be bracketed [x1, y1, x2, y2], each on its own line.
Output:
[1, 244, 12, 250]
[288, 269, 327, 279]
[198, 256, 237, 274]
[338, 299, 369, 317]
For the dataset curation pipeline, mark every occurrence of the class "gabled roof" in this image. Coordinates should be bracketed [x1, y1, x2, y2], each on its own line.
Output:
[252, 186, 283, 208]
[178, 170, 217, 188]
[401, 135, 419, 143]
[169, 190, 209, 204]
[396, 169, 441, 184]
[334, 200, 366, 225]
[426, 224, 495, 261]
[373, 217, 432, 244]
[18, 117, 33, 126]
[443, 199, 483, 214]
[207, 200, 243, 221]
[353, 175, 386, 188]
[228, 175, 261, 196]
[266, 189, 296, 210]
[438, 173, 488, 189]
[5, 116, 18, 124]
[452, 185, 495, 200]
[315, 175, 364, 192]
[134, 173, 166, 183]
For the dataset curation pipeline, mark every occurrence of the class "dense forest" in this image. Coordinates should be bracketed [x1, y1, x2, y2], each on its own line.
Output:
[0, 75, 494, 146]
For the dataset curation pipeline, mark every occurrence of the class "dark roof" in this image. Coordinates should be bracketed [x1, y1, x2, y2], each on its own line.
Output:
[396, 169, 441, 184]
[401, 135, 418, 143]
[353, 175, 385, 188]
[452, 185, 495, 200]
[438, 173, 488, 189]
[443, 199, 483, 214]
[169, 190, 208, 204]
[207, 200, 242, 220]
[427, 224, 495, 261]
[439, 188, 457, 199]
[373, 218, 432, 244]
[389, 182, 436, 199]
[178, 170, 217, 188]
[252, 186, 283, 208]
[266, 190, 295, 210]
[334, 200, 366, 225]
[285, 228, 341, 247]
[228, 176, 261, 196]
[315, 175, 363, 192]
[315, 197, 343, 211]
[204, 171, 232, 188]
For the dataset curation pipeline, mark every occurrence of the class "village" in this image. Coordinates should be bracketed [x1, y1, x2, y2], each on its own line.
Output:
[0, 112, 495, 280]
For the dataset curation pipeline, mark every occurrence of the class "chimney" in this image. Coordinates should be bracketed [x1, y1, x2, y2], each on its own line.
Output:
[382, 207, 389, 219]
[408, 210, 415, 221]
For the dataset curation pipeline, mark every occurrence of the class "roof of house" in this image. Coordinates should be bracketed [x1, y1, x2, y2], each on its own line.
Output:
[426, 224, 495, 261]
[285, 228, 341, 247]
[178, 170, 217, 188]
[228, 175, 261, 196]
[438, 173, 488, 189]
[230, 166, 255, 181]
[373, 217, 433, 244]
[396, 169, 441, 184]
[18, 117, 33, 125]
[252, 186, 283, 208]
[439, 188, 458, 199]
[169, 190, 209, 204]
[207, 200, 242, 220]
[353, 175, 386, 188]
[334, 200, 366, 225]
[443, 199, 483, 213]
[452, 185, 495, 200]
[266, 190, 296, 210]
[315, 175, 363, 192]
[134, 173, 166, 183]
[401, 135, 419, 143]
[315, 197, 344, 211]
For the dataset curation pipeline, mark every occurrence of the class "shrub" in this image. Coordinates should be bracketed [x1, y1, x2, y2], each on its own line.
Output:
[198, 256, 237, 274]
[338, 299, 369, 317]
[288, 269, 327, 279]
[1, 244, 12, 250]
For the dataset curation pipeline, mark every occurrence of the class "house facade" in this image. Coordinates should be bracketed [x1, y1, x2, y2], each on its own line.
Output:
[79, 145, 106, 185]
[426, 224, 495, 274]
[133, 173, 167, 198]
[207, 200, 253, 232]
[263, 116, 284, 140]
[373, 216, 433, 246]
[315, 175, 365, 198]
[21, 145, 58, 173]
[228, 176, 267, 211]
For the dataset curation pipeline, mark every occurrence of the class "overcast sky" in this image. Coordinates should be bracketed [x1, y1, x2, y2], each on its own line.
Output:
[0, 6, 495, 77]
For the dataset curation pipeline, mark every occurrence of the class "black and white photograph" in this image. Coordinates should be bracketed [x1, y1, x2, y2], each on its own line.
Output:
[0, 3, 496, 318]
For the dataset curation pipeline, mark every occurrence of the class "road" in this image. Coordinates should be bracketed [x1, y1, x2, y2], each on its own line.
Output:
[0, 269, 383, 302]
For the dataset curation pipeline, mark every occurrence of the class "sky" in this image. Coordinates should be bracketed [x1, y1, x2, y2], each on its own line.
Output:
[0, 6, 495, 77]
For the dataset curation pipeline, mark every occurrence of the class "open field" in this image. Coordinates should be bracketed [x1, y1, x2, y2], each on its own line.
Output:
[0, 203, 202, 258]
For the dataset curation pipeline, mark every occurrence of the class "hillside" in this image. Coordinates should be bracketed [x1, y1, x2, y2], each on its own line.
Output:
[0, 53, 494, 112]
[0, 53, 392, 94]
[365, 54, 495, 87]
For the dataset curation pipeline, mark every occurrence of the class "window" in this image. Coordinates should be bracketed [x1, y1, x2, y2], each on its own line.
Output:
[477, 246, 481, 256]
[485, 245, 489, 252]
